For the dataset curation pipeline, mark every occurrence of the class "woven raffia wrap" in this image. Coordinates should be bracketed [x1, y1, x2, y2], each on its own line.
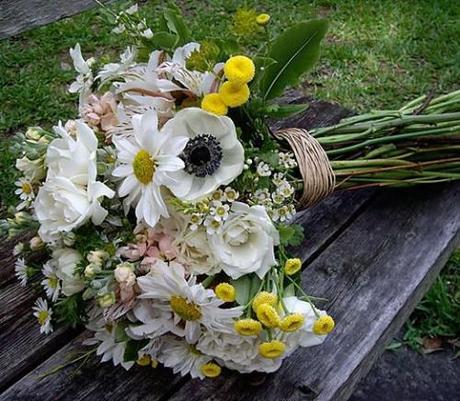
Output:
[274, 128, 336, 208]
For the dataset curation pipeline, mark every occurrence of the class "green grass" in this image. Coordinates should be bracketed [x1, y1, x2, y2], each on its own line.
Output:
[403, 250, 460, 353]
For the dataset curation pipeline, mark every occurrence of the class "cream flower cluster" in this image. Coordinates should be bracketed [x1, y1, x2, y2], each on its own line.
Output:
[8, 16, 334, 381]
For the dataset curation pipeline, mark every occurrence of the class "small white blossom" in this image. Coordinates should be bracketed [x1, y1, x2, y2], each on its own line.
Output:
[33, 297, 53, 334]
[278, 151, 297, 169]
[125, 4, 139, 15]
[224, 187, 239, 202]
[189, 213, 204, 231]
[272, 192, 285, 205]
[210, 189, 224, 202]
[277, 182, 295, 198]
[272, 172, 286, 187]
[210, 201, 230, 221]
[256, 161, 272, 177]
[204, 216, 223, 235]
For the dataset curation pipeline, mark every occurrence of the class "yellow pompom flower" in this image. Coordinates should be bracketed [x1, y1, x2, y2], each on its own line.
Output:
[219, 82, 250, 108]
[284, 258, 302, 275]
[215, 283, 236, 302]
[201, 93, 228, 116]
[256, 13, 271, 26]
[313, 315, 335, 335]
[201, 362, 222, 378]
[136, 354, 151, 366]
[256, 303, 281, 328]
[224, 55, 255, 85]
[280, 313, 305, 332]
[259, 340, 286, 359]
[234, 318, 263, 336]
[252, 291, 278, 312]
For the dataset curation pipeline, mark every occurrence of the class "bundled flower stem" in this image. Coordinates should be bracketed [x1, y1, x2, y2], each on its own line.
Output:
[309, 90, 460, 190]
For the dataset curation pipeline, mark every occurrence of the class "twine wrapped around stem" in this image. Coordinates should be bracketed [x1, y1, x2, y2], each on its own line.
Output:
[274, 128, 336, 208]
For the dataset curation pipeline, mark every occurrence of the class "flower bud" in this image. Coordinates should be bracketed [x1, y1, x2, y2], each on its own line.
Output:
[87, 250, 109, 266]
[114, 262, 136, 286]
[98, 292, 116, 308]
[29, 236, 44, 251]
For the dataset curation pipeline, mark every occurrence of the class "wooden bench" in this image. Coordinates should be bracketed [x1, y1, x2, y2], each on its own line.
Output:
[1, 2, 460, 401]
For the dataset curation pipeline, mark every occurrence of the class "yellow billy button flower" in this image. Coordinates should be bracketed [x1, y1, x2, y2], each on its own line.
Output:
[215, 283, 236, 302]
[201, 93, 228, 116]
[256, 13, 271, 26]
[234, 318, 263, 336]
[224, 55, 255, 85]
[259, 340, 286, 359]
[256, 303, 281, 328]
[132, 149, 156, 184]
[280, 313, 305, 332]
[136, 354, 151, 366]
[313, 315, 335, 335]
[201, 362, 222, 378]
[284, 258, 302, 275]
[252, 291, 278, 312]
[219, 81, 250, 108]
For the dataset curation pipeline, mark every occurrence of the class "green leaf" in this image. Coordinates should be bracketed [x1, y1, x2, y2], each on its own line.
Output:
[148, 32, 178, 50]
[278, 224, 305, 247]
[260, 19, 329, 100]
[123, 339, 149, 362]
[265, 103, 309, 118]
[114, 321, 130, 343]
[231, 274, 262, 306]
[163, 6, 191, 46]
[231, 275, 251, 306]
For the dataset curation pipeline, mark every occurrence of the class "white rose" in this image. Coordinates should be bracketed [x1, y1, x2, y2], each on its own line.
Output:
[53, 248, 84, 296]
[35, 121, 114, 242]
[209, 202, 279, 279]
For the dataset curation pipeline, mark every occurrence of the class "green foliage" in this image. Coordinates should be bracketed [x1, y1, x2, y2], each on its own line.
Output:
[404, 250, 460, 352]
[161, 3, 192, 46]
[278, 223, 304, 247]
[54, 293, 87, 328]
[124, 339, 149, 362]
[259, 19, 329, 100]
[231, 274, 262, 306]
[0, 138, 20, 213]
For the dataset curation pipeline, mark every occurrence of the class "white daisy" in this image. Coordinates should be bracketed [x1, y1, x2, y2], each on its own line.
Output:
[32, 297, 53, 334]
[164, 108, 244, 201]
[85, 321, 134, 370]
[112, 110, 188, 228]
[15, 257, 28, 286]
[41, 261, 61, 301]
[15, 177, 35, 210]
[137, 260, 242, 344]
[157, 336, 211, 379]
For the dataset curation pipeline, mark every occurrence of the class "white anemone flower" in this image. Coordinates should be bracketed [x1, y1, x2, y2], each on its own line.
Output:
[96, 46, 137, 83]
[158, 336, 211, 379]
[33, 297, 53, 334]
[112, 110, 188, 228]
[137, 260, 242, 344]
[164, 108, 244, 201]
[41, 261, 61, 302]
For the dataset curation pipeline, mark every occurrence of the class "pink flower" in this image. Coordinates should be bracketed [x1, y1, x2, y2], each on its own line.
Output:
[82, 92, 118, 132]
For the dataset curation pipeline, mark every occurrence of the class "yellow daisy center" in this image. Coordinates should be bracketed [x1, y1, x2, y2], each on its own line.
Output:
[133, 150, 156, 184]
[37, 310, 49, 326]
[280, 313, 305, 332]
[22, 182, 33, 194]
[259, 340, 286, 359]
[170, 295, 202, 321]
[313, 315, 335, 335]
[136, 354, 151, 366]
[201, 362, 222, 378]
[47, 276, 58, 289]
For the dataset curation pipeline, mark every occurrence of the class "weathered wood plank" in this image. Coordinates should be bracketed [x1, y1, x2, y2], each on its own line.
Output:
[0, 0, 113, 40]
[161, 184, 460, 401]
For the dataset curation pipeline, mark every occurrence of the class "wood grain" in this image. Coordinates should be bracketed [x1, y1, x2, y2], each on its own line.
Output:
[162, 184, 460, 401]
[0, 0, 113, 39]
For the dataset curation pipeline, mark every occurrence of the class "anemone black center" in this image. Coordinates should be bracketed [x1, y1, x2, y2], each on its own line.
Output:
[182, 134, 223, 177]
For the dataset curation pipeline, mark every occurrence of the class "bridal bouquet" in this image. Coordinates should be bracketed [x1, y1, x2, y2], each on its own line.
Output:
[3, 3, 460, 379]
